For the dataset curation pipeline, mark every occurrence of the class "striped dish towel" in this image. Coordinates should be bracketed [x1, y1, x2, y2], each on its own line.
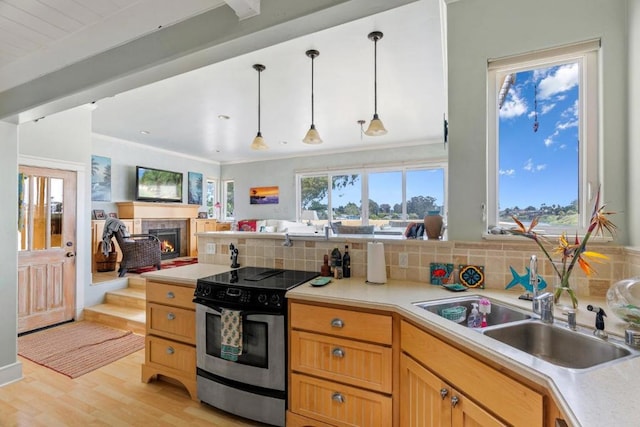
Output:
[220, 309, 243, 361]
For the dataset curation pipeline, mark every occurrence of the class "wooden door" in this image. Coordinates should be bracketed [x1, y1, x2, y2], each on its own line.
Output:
[17, 166, 77, 333]
[400, 353, 450, 427]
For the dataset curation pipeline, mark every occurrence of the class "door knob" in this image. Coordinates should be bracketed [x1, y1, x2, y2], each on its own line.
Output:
[65, 252, 76, 258]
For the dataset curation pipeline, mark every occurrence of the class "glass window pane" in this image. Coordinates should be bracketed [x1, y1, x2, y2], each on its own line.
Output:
[498, 63, 579, 229]
[407, 169, 444, 219]
[50, 178, 63, 248]
[206, 180, 215, 218]
[32, 176, 48, 250]
[300, 176, 329, 221]
[368, 171, 401, 227]
[331, 174, 361, 223]
[18, 174, 29, 251]
[225, 181, 234, 219]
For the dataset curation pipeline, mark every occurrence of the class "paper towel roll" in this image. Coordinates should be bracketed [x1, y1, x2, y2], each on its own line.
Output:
[367, 242, 387, 284]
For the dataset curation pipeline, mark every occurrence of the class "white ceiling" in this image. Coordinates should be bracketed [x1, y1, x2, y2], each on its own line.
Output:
[2, 0, 446, 164]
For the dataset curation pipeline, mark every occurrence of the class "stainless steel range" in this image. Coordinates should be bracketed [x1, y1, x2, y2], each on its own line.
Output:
[193, 267, 318, 427]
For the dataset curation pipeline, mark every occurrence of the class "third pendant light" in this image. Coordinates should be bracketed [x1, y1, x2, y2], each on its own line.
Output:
[303, 49, 322, 144]
[250, 63, 268, 150]
[364, 31, 387, 136]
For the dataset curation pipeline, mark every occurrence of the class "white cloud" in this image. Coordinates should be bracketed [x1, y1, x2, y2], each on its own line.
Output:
[537, 63, 579, 100]
[557, 120, 578, 130]
[523, 158, 545, 172]
[540, 103, 556, 115]
[499, 169, 515, 176]
[499, 91, 528, 118]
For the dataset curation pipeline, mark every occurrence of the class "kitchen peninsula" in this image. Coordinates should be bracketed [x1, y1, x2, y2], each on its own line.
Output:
[144, 230, 640, 426]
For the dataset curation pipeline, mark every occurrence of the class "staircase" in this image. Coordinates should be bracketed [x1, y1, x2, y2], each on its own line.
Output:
[84, 276, 146, 335]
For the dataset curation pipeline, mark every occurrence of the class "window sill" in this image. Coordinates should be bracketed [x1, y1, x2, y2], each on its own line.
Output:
[482, 232, 614, 243]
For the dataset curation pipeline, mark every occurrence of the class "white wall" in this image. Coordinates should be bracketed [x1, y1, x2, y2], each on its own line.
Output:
[446, 0, 628, 242]
[91, 134, 221, 214]
[0, 121, 21, 386]
[221, 142, 447, 220]
[629, 0, 640, 246]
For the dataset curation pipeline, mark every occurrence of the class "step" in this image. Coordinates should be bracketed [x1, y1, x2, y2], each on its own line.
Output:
[105, 287, 146, 310]
[84, 304, 146, 335]
[127, 275, 147, 290]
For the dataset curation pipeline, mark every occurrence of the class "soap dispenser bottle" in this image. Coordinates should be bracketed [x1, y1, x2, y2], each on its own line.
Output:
[467, 303, 481, 328]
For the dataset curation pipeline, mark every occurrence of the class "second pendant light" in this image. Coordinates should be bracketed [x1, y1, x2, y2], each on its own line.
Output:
[365, 31, 387, 136]
[250, 63, 268, 150]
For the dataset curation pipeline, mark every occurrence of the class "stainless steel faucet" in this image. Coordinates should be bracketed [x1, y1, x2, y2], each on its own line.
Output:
[282, 233, 293, 247]
[534, 292, 554, 324]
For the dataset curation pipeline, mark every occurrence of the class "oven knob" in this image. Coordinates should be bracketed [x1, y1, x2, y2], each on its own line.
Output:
[270, 294, 281, 305]
[258, 294, 268, 304]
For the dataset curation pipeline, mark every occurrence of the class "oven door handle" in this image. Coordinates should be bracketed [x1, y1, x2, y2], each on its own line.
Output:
[197, 303, 282, 319]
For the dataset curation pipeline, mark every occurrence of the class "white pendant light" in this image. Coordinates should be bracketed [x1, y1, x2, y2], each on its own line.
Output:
[251, 64, 268, 150]
[364, 31, 388, 136]
[303, 49, 323, 144]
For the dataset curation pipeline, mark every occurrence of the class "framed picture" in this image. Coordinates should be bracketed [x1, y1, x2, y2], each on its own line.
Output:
[92, 209, 106, 220]
[250, 186, 279, 205]
[91, 155, 111, 202]
[197, 212, 208, 219]
[188, 172, 203, 205]
[108, 212, 118, 218]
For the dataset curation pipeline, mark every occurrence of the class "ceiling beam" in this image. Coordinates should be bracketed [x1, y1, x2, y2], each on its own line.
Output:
[225, 0, 261, 20]
[0, 0, 417, 123]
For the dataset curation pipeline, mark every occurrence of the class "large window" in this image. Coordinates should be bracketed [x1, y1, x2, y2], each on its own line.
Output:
[297, 164, 446, 227]
[487, 40, 599, 234]
[206, 178, 216, 218]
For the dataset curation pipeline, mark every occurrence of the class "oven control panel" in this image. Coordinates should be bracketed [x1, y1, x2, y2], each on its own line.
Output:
[194, 282, 285, 311]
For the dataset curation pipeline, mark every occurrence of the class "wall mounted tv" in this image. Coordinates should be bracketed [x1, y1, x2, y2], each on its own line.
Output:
[135, 166, 183, 203]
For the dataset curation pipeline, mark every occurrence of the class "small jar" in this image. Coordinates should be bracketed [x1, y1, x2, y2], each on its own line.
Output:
[334, 266, 343, 279]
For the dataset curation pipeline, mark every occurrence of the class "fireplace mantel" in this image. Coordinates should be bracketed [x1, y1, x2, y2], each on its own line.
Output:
[116, 202, 199, 219]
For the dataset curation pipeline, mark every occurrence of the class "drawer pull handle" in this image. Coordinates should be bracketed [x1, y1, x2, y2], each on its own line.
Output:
[451, 395, 459, 407]
[330, 318, 344, 328]
[167, 313, 176, 320]
[166, 291, 175, 299]
[440, 388, 448, 400]
[332, 347, 345, 358]
[332, 392, 345, 404]
[166, 346, 175, 355]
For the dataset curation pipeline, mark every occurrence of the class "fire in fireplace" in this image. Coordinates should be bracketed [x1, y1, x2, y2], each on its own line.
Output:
[149, 228, 180, 260]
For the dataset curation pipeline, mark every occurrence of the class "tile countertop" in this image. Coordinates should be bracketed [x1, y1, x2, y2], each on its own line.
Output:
[287, 278, 640, 427]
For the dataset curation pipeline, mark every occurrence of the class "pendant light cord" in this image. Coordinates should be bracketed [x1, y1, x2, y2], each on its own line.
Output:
[257, 68, 261, 133]
[311, 54, 315, 125]
[373, 37, 378, 115]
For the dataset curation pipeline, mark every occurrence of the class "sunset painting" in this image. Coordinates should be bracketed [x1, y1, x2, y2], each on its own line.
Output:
[250, 186, 279, 205]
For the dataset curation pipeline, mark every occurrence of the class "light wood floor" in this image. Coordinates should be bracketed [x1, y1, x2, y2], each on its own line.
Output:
[0, 350, 267, 427]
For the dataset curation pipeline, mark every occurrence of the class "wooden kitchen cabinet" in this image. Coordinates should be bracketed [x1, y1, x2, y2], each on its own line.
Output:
[401, 320, 543, 426]
[188, 218, 217, 257]
[288, 301, 394, 426]
[141, 280, 198, 400]
[400, 353, 505, 427]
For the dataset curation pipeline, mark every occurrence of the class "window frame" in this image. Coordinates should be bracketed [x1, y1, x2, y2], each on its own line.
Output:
[486, 40, 600, 235]
[222, 179, 234, 220]
[296, 161, 448, 225]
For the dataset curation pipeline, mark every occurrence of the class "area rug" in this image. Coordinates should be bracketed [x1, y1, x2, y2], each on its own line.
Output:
[18, 322, 144, 378]
[128, 256, 198, 274]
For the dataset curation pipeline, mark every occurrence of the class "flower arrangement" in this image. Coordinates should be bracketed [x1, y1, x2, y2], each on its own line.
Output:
[509, 188, 616, 309]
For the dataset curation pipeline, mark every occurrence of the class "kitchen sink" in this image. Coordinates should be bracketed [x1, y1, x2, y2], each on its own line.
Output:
[414, 295, 531, 327]
[483, 322, 635, 369]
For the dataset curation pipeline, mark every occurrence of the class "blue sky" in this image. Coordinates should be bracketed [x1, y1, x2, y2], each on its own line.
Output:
[498, 63, 579, 210]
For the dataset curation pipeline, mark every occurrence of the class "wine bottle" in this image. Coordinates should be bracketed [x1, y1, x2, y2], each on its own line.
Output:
[342, 245, 351, 278]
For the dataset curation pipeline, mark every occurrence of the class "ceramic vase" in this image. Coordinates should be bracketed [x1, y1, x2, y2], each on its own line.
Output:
[424, 212, 444, 240]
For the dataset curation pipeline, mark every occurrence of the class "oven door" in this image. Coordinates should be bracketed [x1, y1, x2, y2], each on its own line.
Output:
[195, 303, 286, 391]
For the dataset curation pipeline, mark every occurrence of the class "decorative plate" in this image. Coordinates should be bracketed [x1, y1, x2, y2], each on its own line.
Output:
[430, 262, 454, 285]
[310, 277, 332, 287]
[458, 265, 485, 288]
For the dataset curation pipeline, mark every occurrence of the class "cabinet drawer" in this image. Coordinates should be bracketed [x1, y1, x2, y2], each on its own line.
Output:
[286, 411, 335, 427]
[290, 303, 392, 345]
[147, 281, 195, 309]
[147, 303, 195, 344]
[145, 335, 196, 374]
[290, 373, 391, 427]
[291, 330, 392, 393]
[401, 320, 543, 426]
